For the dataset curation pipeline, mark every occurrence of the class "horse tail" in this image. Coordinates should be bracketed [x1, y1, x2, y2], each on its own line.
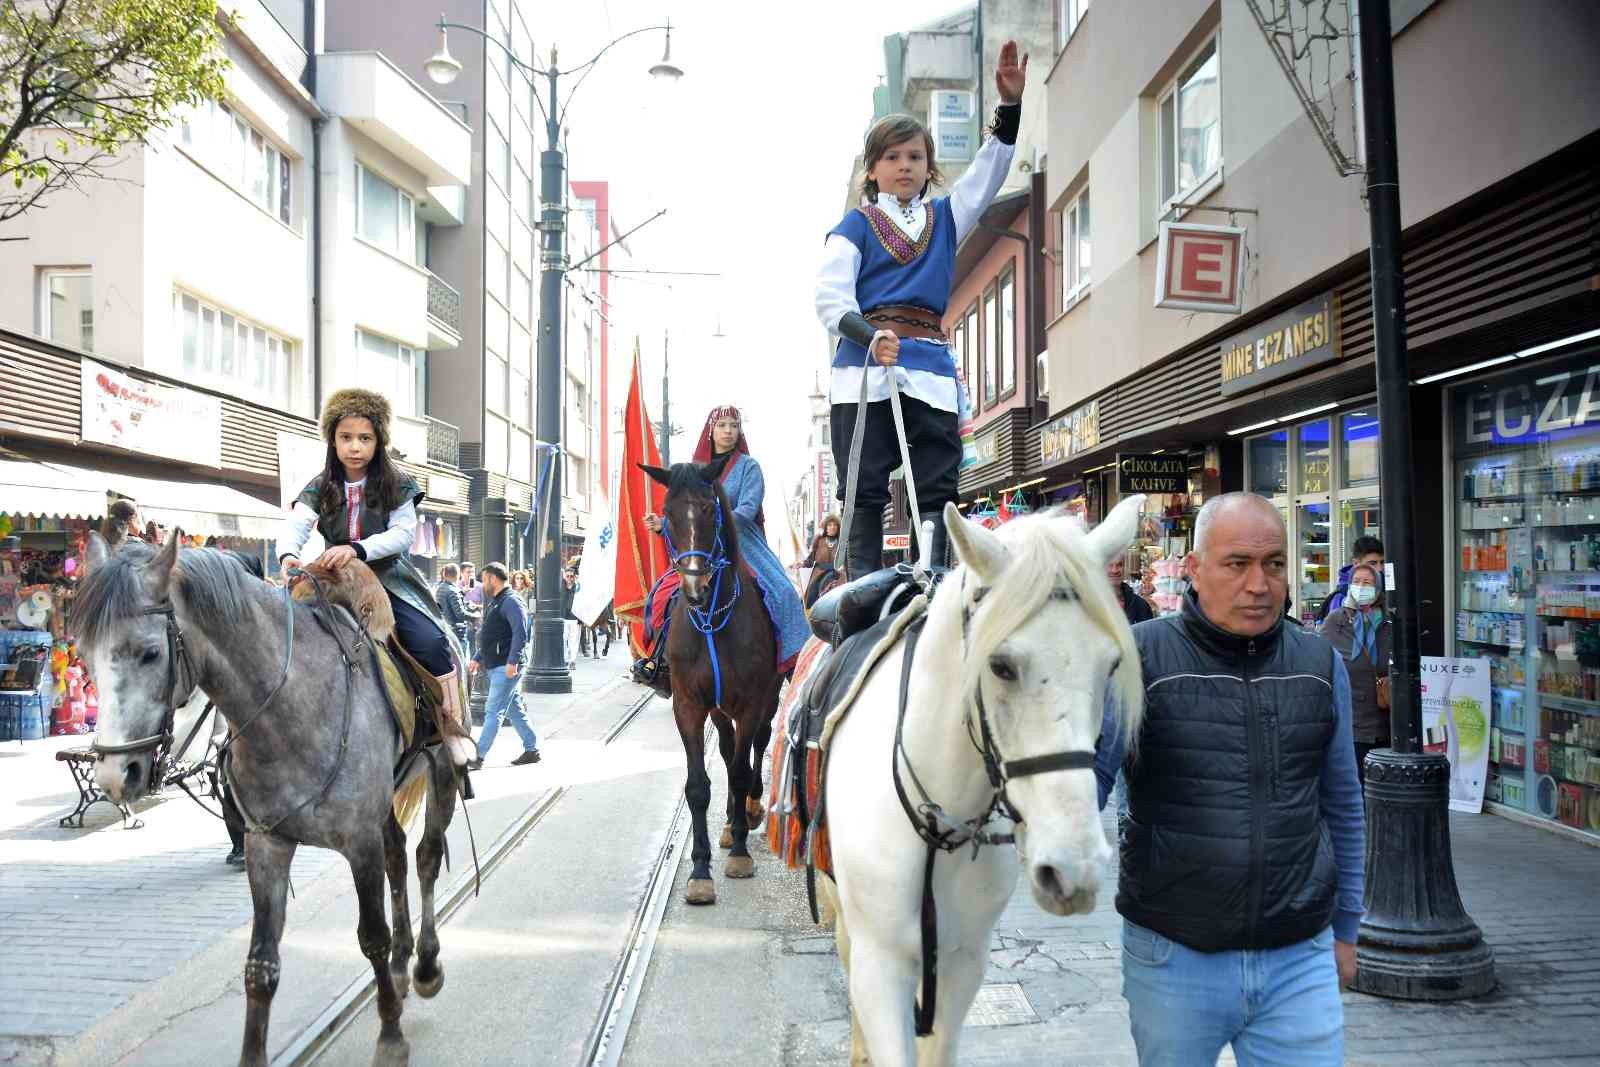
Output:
[392, 774, 428, 829]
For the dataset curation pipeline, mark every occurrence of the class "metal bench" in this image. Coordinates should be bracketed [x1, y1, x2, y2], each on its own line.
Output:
[55, 747, 143, 829]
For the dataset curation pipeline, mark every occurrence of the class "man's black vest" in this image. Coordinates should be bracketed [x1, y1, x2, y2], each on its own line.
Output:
[1117, 586, 1338, 952]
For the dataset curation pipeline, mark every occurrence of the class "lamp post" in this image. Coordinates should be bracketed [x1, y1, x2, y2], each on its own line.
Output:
[426, 15, 681, 694]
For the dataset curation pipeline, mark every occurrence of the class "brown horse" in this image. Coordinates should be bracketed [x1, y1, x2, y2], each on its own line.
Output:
[643, 457, 781, 905]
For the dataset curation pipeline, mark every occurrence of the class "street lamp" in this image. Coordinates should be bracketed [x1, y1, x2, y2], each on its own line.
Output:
[425, 14, 682, 694]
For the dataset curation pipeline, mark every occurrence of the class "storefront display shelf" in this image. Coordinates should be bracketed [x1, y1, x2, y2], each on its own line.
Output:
[1464, 489, 1600, 502]
[1460, 637, 1525, 650]
[1539, 693, 1600, 716]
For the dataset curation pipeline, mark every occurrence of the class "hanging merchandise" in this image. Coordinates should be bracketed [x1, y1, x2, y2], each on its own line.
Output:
[968, 497, 999, 530]
[1007, 489, 1032, 519]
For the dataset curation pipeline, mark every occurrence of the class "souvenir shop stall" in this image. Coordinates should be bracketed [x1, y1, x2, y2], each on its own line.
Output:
[408, 512, 463, 583]
[1, 512, 96, 742]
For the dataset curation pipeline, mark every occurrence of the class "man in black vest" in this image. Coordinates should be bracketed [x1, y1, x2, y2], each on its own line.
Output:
[433, 563, 470, 647]
[468, 562, 540, 769]
[1093, 493, 1364, 1065]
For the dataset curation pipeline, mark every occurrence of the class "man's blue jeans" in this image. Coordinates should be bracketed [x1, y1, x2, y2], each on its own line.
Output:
[475, 668, 537, 758]
[1121, 919, 1343, 1066]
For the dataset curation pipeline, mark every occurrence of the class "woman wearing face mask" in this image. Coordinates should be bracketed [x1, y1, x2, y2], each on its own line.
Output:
[1318, 562, 1391, 781]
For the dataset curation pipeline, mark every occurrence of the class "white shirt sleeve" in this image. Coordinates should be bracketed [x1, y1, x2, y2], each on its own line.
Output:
[815, 234, 863, 337]
[949, 136, 1017, 245]
[359, 498, 417, 563]
[276, 501, 318, 561]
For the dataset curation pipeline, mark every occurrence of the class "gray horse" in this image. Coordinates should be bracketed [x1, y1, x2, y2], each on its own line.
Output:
[77, 532, 458, 1067]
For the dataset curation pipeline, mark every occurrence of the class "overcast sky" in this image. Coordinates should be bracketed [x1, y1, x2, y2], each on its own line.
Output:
[537, 0, 953, 534]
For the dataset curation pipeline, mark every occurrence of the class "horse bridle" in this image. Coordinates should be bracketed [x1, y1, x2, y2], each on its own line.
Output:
[89, 602, 203, 763]
[661, 501, 742, 707]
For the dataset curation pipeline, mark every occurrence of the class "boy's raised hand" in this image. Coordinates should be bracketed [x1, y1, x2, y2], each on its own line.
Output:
[996, 40, 1028, 104]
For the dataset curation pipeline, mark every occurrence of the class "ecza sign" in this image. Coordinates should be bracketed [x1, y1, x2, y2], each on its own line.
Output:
[1458, 362, 1600, 446]
[1154, 220, 1246, 314]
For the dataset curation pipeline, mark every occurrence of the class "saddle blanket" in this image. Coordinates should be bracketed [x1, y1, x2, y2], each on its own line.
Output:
[767, 596, 927, 876]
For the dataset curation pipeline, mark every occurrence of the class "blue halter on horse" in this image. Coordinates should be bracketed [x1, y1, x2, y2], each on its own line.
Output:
[661, 505, 743, 706]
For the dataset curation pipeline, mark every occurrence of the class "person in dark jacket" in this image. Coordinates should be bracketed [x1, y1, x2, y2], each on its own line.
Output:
[1094, 492, 1365, 1065]
[434, 563, 470, 646]
[469, 562, 540, 769]
[1107, 555, 1154, 626]
[1318, 562, 1392, 781]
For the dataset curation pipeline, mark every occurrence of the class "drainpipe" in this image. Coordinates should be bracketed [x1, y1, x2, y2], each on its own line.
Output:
[1026, 170, 1046, 421]
[304, 5, 323, 411]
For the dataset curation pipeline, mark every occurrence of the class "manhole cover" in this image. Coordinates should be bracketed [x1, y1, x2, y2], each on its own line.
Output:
[964, 982, 1039, 1027]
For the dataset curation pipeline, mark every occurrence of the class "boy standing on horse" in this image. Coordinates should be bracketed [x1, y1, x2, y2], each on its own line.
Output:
[816, 41, 1028, 579]
[276, 388, 474, 766]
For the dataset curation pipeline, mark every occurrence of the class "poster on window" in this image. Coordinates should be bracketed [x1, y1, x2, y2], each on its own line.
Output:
[1419, 656, 1492, 813]
[80, 358, 222, 467]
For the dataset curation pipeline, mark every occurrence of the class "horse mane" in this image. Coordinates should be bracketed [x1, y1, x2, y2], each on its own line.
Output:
[663, 460, 743, 568]
[73, 542, 257, 652]
[953, 508, 1144, 748]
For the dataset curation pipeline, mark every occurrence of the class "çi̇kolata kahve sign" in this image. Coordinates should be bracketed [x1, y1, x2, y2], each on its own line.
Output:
[1420, 656, 1491, 813]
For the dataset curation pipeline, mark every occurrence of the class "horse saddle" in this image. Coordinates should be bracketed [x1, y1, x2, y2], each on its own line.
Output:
[808, 566, 923, 647]
[372, 640, 422, 751]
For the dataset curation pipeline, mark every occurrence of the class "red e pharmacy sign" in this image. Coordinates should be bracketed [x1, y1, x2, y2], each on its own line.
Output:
[1154, 220, 1246, 314]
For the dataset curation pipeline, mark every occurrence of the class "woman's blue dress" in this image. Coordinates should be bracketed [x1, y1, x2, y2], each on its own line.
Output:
[720, 453, 810, 670]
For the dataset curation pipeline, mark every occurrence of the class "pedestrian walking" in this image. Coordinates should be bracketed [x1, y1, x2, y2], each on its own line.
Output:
[459, 562, 483, 656]
[814, 41, 1028, 577]
[1108, 554, 1154, 626]
[1093, 492, 1365, 1066]
[469, 562, 540, 769]
[1318, 562, 1392, 782]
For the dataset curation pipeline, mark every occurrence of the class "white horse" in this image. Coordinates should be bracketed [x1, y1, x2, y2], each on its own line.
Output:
[819, 495, 1146, 1066]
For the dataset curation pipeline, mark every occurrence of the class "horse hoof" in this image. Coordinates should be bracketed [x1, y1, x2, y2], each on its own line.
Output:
[745, 798, 766, 829]
[719, 824, 734, 849]
[685, 878, 717, 905]
[412, 963, 444, 999]
[725, 854, 756, 879]
[372, 1037, 410, 1067]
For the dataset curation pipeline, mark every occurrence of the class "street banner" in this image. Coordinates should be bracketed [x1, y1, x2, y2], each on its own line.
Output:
[571, 493, 617, 627]
[613, 345, 670, 658]
[1420, 656, 1492, 813]
[81, 358, 222, 468]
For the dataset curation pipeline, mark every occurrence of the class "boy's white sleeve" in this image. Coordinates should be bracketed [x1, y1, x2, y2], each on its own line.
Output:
[815, 235, 863, 337]
[950, 136, 1017, 244]
[276, 501, 317, 561]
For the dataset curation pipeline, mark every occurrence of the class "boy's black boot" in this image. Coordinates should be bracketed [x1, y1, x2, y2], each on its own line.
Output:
[845, 507, 884, 579]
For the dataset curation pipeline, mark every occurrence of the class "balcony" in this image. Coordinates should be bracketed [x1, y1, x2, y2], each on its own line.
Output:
[318, 51, 471, 186]
[426, 415, 461, 468]
[426, 271, 462, 349]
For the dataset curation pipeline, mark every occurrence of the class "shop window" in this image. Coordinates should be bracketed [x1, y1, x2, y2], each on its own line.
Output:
[40, 269, 93, 352]
[1247, 430, 1289, 496]
[1452, 349, 1600, 837]
[1158, 36, 1221, 214]
[1296, 419, 1332, 496]
[1342, 410, 1381, 486]
[998, 268, 1017, 398]
[356, 163, 415, 263]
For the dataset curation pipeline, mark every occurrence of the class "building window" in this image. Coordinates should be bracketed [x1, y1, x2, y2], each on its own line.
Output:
[982, 284, 998, 406]
[998, 267, 1016, 397]
[1158, 36, 1221, 212]
[953, 317, 967, 394]
[40, 269, 93, 351]
[172, 289, 304, 412]
[486, 353, 508, 415]
[355, 163, 415, 263]
[1060, 188, 1091, 310]
[964, 302, 980, 407]
[1060, 0, 1090, 49]
[180, 98, 292, 224]
[356, 330, 425, 419]
[485, 411, 509, 474]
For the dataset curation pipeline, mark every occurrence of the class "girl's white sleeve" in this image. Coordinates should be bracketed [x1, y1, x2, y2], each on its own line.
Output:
[359, 499, 418, 563]
[276, 502, 317, 561]
[949, 136, 1017, 244]
[815, 235, 863, 336]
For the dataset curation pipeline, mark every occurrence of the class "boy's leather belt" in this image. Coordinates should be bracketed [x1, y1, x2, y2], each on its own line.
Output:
[865, 305, 948, 344]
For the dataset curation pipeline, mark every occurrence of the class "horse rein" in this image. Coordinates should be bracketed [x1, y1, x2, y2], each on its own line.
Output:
[89, 602, 202, 761]
[662, 502, 742, 707]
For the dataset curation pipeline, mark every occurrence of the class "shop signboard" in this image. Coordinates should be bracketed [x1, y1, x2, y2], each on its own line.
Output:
[1456, 358, 1600, 446]
[929, 90, 975, 163]
[883, 533, 912, 551]
[1117, 453, 1188, 495]
[973, 424, 1001, 469]
[1218, 292, 1341, 397]
[1154, 220, 1246, 314]
[80, 358, 222, 467]
[1040, 400, 1100, 466]
[1420, 655, 1492, 813]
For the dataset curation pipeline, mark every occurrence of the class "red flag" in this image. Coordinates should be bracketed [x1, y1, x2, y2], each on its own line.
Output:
[614, 345, 670, 657]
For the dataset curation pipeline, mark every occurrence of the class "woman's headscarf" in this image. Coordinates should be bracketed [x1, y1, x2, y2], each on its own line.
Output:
[692, 404, 761, 528]
[1345, 563, 1385, 664]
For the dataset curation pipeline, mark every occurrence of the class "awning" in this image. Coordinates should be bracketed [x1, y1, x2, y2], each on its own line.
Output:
[0, 454, 284, 540]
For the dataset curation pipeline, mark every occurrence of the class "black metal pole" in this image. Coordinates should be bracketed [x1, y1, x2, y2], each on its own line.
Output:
[1353, 0, 1492, 1000]
[526, 54, 572, 694]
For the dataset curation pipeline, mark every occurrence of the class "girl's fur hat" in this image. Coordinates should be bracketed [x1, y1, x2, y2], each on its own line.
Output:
[319, 388, 391, 443]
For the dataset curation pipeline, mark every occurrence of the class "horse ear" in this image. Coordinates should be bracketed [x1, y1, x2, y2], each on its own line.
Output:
[143, 526, 184, 599]
[945, 501, 1008, 583]
[702, 451, 734, 482]
[1085, 493, 1146, 566]
[639, 463, 671, 487]
[84, 532, 110, 574]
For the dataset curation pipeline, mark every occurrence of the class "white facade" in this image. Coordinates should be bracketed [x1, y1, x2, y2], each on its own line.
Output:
[562, 191, 604, 534]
